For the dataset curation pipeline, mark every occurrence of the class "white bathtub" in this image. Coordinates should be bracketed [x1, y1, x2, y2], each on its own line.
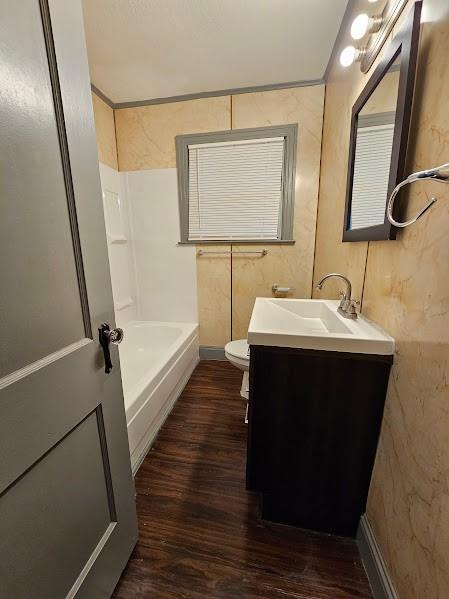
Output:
[118, 320, 199, 473]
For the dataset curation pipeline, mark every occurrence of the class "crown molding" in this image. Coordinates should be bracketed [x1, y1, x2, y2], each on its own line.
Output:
[91, 78, 325, 110]
[90, 84, 115, 108]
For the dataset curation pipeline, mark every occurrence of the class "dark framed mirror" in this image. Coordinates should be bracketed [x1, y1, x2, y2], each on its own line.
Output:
[343, 1, 422, 242]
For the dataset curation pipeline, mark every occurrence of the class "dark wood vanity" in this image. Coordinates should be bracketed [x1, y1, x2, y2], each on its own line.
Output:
[246, 344, 393, 537]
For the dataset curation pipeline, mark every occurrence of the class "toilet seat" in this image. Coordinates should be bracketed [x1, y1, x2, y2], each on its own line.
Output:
[224, 339, 249, 371]
[225, 340, 250, 405]
[225, 339, 249, 360]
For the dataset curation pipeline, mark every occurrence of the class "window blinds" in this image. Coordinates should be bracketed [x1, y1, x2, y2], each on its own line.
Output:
[351, 123, 395, 230]
[187, 137, 285, 241]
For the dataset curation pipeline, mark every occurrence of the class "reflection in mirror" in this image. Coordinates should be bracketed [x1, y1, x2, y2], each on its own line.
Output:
[350, 54, 401, 230]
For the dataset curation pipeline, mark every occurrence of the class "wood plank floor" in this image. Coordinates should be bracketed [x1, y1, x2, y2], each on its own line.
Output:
[113, 361, 372, 599]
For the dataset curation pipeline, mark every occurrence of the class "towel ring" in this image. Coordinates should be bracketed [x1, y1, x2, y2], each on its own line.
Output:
[387, 164, 449, 228]
[386, 179, 438, 228]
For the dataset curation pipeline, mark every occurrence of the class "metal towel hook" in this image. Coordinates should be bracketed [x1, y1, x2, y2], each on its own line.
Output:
[387, 163, 449, 228]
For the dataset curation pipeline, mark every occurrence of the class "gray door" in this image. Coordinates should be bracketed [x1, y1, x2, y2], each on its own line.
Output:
[0, 1, 138, 597]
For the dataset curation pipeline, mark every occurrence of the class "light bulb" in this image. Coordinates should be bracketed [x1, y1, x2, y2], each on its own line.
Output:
[340, 46, 357, 67]
[351, 13, 370, 40]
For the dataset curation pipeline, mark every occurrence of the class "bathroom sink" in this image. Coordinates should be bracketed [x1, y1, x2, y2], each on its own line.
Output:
[247, 298, 394, 355]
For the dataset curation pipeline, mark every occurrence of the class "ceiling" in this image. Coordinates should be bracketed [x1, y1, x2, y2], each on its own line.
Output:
[82, 0, 348, 104]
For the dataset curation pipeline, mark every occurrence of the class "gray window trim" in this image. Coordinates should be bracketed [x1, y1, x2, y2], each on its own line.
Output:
[358, 111, 397, 128]
[175, 124, 298, 244]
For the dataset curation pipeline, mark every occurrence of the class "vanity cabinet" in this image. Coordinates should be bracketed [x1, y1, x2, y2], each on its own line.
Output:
[246, 344, 393, 537]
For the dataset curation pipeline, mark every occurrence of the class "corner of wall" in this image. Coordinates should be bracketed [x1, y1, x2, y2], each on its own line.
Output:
[91, 89, 119, 171]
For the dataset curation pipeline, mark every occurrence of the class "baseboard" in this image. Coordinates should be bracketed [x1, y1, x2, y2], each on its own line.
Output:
[357, 514, 398, 599]
[199, 346, 226, 360]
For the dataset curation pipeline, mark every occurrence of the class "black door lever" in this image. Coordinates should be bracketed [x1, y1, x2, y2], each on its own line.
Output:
[98, 323, 124, 374]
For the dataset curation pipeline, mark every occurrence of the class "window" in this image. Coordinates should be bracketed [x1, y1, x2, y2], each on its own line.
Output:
[176, 125, 297, 243]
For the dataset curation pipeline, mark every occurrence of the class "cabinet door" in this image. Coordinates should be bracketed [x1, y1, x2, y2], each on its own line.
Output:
[247, 345, 392, 536]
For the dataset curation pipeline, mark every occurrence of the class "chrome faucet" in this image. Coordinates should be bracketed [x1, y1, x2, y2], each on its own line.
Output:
[315, 273, 359, 319]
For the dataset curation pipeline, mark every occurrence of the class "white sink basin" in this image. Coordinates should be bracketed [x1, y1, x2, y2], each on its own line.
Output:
[248, 298, 394, 355]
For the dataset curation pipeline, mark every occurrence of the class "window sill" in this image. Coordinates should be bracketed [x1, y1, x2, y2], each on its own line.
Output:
[177, 240, 295, 246]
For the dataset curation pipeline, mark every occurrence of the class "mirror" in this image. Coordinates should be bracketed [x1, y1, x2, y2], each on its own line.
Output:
[343, 2, 421, 242]
[351, 56, 400, 230]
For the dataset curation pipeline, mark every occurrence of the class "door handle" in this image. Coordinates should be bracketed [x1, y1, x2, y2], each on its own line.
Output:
[98, 323, 124, 374]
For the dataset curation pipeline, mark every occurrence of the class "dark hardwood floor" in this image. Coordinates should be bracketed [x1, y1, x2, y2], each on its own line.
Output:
[113, 361, 373, 599]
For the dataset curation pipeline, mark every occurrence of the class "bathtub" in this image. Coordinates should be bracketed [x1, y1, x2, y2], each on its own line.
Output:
[119, 320, 199, 473]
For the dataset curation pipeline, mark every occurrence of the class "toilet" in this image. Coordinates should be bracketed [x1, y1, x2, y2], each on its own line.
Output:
[224, 339, 249, 371]
[225, 339, 250, 410]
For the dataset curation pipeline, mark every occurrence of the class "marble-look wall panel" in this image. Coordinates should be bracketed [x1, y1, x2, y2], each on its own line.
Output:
[91, 92, 118, 170]
[312, 58, 369, 302]
[231, 86, 325, 339]
[115, 96, 231, 171]
[314, 0, 449, 597]
[363, 4, 449, 596]
[196, 247, 232, 347]
[231, 244, 299, 340]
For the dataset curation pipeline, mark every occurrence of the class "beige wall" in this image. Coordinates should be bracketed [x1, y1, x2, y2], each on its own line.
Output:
[231, 87, 325, 340]
[91, 92, 118, 169]
[114, 88, 325, 346]
[114, 96, 231, 171]
[314, 1, 449, 597]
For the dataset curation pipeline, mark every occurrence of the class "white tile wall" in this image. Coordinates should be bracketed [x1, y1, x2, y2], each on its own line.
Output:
[103, 189, 126, 241]
[99, 163, 137, 326]
[99, 164, 198, 326]
[123, 168, 198, 324]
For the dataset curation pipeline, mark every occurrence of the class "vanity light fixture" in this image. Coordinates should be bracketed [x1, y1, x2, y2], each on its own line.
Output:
[339, 45, 366, 68]
[350, 13, 382, 40]
[340, 0, 400, 70]
[340, 9, 381, 67]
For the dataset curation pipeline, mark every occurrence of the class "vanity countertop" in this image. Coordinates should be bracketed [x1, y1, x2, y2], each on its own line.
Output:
[248, 298, 394, 355]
